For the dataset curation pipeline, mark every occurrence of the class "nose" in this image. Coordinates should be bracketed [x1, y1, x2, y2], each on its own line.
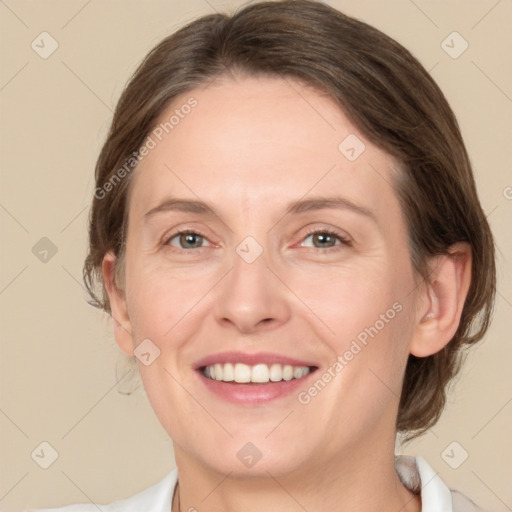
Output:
[213, 247, 292, 334]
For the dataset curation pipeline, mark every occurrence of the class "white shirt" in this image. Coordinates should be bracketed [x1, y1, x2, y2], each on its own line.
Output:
[29, 456, 483, 512]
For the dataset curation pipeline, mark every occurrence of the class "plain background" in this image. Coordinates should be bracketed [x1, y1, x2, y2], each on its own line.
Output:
[0, 0, 510, 510]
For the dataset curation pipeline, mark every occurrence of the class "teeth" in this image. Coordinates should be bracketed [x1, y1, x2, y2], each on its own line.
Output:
[234, 363, 251, 383]
[283, 365, 294, 381]
[203, 363, 311, 383]
[293, 366, 305, 379]
[223, 362, 234, 382]
[251, 364, 269, 383]
[269, 363, 283, 382]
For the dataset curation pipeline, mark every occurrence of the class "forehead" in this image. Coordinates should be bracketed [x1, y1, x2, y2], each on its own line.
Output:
[127, 74, 401, 226]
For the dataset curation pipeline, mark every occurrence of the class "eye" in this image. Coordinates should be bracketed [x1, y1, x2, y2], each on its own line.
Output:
[165, 230, 211, 250]
[300, 228, 351, 251]
[163, 228, 350, 252]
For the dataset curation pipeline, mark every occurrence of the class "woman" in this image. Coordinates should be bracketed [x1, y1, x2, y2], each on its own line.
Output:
[33, 0, 496, 510]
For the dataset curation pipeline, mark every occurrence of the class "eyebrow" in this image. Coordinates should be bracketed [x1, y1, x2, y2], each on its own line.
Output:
[144, 196, 376, 222]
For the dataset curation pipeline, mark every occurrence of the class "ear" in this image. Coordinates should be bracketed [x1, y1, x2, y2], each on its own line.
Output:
[409, 242, 472, 357]
[102, 252, 135, 356]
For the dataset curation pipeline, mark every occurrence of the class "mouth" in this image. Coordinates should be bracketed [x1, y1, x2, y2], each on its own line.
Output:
[201, 362, 314, 384]
[194, 352, 319, 404]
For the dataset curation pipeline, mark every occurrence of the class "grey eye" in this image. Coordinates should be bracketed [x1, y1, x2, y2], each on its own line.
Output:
[168, 231, 206, 249]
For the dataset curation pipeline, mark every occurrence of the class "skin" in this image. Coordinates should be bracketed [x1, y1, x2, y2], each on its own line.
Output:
[103, 74, 472, 512]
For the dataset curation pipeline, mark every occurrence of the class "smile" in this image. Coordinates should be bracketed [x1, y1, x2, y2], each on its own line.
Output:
[202, 363, 312, 383]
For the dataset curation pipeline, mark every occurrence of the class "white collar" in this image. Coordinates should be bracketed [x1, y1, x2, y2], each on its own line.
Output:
[124, 455, 456, 511]
[38, 455, 482, 511]
[395, 455, 453, 511]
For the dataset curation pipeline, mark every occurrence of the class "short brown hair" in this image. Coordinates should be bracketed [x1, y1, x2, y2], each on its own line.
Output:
[83, 0, 496, 439]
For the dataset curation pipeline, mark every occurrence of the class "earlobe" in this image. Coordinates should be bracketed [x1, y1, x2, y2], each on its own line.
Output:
[102, 252, 135, 357]
[410, 243, 472, 357]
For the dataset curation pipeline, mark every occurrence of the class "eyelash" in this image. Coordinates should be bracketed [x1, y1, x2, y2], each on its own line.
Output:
[301, 227, 352, 252]
[163, 228, 351, 253]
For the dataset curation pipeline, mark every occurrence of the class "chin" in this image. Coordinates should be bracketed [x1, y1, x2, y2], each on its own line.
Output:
[175, 432, 313, 478]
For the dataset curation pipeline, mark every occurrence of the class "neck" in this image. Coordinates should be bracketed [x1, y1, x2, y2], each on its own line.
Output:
[171, 439, 421, 512]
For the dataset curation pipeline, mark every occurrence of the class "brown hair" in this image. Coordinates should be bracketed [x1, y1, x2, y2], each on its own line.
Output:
[83, 0, 495, 439]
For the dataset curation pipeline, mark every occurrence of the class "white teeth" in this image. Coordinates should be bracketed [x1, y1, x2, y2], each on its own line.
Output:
[234, 363, 251, 383]
[223, 362, 234, 382]
[269, 363, 283, 382]
[282, 365, 294, 381]
[203, 363, 311, 383]
[251, 364, 269, 383]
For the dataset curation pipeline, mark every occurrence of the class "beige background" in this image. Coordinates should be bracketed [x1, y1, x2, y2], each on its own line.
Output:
[0, 0, 511, 510]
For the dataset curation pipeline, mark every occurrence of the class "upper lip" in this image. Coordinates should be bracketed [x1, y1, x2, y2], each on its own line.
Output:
[194, 351, 319, 370]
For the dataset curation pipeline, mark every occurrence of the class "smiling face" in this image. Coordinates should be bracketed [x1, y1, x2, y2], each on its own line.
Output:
[105, 74, 423, 478]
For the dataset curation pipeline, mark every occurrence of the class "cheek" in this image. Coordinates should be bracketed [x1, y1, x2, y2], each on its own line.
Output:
[307, 259, 415, 391]
[125, 259, 215, 340]
[294, 262, 404, 341]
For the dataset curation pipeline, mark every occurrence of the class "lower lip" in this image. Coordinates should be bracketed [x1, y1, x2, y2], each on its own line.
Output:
[197, 371, 316, 405]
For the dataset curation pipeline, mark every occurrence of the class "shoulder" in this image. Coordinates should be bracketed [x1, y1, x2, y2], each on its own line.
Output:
[395, 455, 486, 512]
[27, 469, 178, 512]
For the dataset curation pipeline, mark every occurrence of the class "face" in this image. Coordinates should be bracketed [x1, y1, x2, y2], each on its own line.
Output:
[109, 74, 422, 478]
